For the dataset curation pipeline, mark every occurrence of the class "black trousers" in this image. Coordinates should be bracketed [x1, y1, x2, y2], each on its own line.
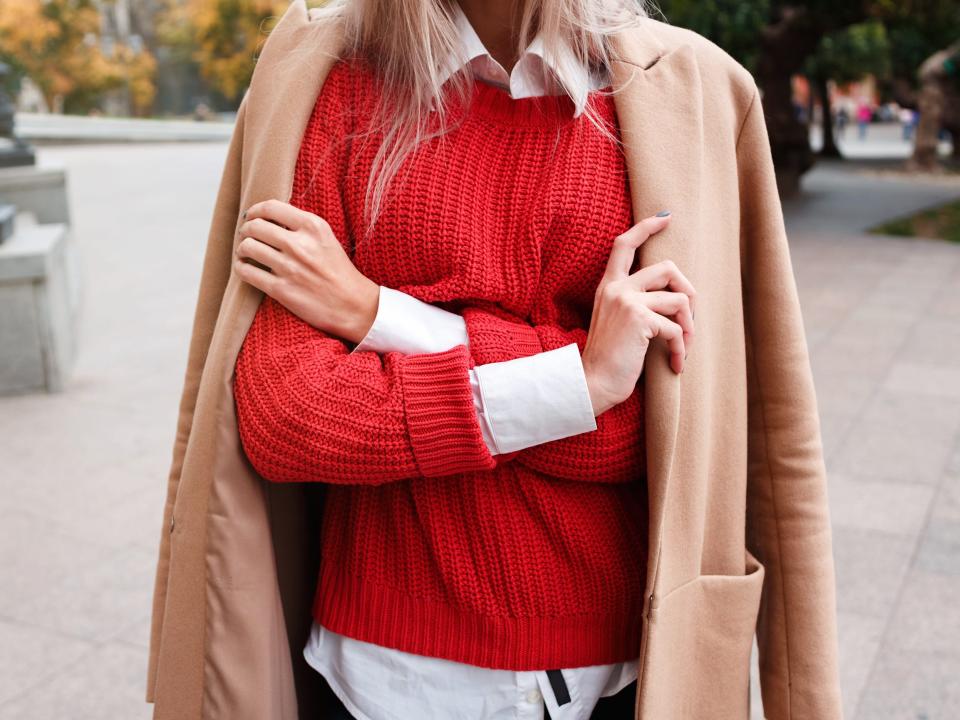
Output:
[317, 671, 638, 719]
[545, 678, 637, 720]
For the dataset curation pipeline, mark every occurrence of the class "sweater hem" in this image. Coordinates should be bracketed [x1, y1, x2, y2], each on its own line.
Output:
[312, 559, 644, 671]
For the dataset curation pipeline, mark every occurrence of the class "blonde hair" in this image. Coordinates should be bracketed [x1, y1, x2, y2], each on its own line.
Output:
[305, 0, 652, 245]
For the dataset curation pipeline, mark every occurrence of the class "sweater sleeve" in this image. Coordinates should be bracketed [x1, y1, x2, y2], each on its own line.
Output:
[233, 294, 497, 484]
[461, 307, 646, 484]
[228, 63, 490, 485]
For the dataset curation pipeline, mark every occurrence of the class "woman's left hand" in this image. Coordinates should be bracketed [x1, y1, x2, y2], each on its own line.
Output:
[234, 199, 379, 344]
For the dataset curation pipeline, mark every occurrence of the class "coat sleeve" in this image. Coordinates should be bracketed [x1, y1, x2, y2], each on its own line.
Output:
[147, 90, 248, 702]
[737, 85, 844, 720]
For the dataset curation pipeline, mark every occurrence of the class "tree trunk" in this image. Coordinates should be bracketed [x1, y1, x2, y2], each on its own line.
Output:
[910, 40, 960, 172]
[755, 8, 823, 197]
[815, 74, 842, 158]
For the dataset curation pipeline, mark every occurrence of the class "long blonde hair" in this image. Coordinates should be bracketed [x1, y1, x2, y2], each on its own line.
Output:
[304, 0, 652, 245]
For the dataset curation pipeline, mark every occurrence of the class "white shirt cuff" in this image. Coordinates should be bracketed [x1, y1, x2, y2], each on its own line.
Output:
[347, 289, 596, 455]
[351, 285, 469, 355]
[471, 343, 597, 454]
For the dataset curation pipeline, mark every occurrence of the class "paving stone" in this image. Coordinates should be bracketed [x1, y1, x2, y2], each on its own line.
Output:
[855, 648, 960, 720]
[113, 613, 152, 651]
[0, 642, 151, 720]
[830, 417, 956, 485]
[858, 388, 960, 437]
[0, 509, 107, 622]
[836, 611, 886, 720]
[827, 473, 934, 537]
[0, 620, 92, 705]
[913, 516, 960, 576]
[882, 568, 960, 656]
[809, 368, 878, 419]
[1, 544, 155, 643]
[903, 318, 960, 369]
[818, 412, 858, 461]
[831, 526, 915, 619]
[931, 444, 960, 523]
[883, 362, 960, 402]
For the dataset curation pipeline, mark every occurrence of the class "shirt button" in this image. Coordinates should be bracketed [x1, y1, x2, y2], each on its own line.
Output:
[526, 688, 542, 704]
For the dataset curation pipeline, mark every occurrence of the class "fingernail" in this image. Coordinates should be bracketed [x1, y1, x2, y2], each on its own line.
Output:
[655, 210, 671, 217]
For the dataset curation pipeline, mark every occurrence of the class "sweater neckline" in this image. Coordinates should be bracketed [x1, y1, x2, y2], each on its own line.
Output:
[446, 78, 608, 128]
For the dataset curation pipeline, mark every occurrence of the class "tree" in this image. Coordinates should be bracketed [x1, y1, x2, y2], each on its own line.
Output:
[805, 21, 890, 158]
[910, 40, 960, 170]
[657, 1, 871, 194]
[872, 0, 960, 106]
[649, 0, 770, 71]
[158, 0, 288, 106]
[0, 0, 157, 115]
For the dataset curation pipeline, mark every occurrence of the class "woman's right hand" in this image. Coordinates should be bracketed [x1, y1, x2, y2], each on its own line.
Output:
[581, 211, 697, 417]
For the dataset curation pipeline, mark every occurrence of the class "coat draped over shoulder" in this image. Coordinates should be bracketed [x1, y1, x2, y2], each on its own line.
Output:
[145, 2, 844, 718]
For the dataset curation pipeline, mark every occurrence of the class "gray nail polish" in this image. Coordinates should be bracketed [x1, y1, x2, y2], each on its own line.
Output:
[655, 210, 671, 217]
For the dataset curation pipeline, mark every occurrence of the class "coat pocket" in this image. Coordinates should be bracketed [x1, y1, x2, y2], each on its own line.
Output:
[638, 548, 765, 720]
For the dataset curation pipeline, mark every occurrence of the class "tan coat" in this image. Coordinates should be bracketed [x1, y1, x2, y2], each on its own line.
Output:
[145, 2, 844, 718]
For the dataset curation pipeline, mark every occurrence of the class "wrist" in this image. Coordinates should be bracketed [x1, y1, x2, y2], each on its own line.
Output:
[345, 279, 380, 345]
[583, 363, 616, 417]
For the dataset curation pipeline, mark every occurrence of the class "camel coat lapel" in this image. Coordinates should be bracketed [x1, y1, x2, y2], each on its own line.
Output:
[146, 2, 844, 719]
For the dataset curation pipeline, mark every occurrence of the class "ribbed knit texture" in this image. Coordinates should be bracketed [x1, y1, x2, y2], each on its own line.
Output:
[233, 53, 648, 670]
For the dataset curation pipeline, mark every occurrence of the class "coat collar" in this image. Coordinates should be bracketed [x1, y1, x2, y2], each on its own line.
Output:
[238, 0, 702, 605]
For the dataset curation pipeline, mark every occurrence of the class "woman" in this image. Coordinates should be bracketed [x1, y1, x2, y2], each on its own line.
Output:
[146, 1, 844, 719]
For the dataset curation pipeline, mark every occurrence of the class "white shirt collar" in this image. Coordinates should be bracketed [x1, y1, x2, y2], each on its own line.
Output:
[436, 2, 609, 118]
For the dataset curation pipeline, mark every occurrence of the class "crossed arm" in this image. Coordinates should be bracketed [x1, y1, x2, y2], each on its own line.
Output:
[232, 285, 640, 485]
[229, 180, 678, 487]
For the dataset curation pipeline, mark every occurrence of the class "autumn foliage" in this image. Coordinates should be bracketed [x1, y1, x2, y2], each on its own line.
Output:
[159, 0, 289, 102]
[0, 0, 156, 115]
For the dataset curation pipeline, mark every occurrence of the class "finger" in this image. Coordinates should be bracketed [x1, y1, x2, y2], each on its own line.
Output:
[628, 259, 697, 317]
[604, 212, 672, 280]
[648, 312, 686, 374]
[237, 217, 294, 252]
[236, 235, 285, 274]
[638, 290, 695, 354]
[243, 198, 310, 232]
[234, 256, 279, 296]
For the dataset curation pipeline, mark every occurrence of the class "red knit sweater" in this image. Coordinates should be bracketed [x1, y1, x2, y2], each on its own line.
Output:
[233, 54, 648, 670]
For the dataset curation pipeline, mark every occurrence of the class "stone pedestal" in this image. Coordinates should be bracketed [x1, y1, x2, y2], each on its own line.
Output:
[0, 162, 70, 225]
[0, 215, 79, 394]
[0, 203, 12, 242]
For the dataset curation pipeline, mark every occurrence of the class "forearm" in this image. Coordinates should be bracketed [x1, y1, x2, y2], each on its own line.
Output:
[354, 288, 643, 483]
[233, 295, 497, 484]
[352, 286, 599, 457]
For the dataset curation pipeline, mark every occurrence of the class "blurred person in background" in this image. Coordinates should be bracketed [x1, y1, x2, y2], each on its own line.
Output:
[901, 106, 918, 141]
[857, 99, 873, 139]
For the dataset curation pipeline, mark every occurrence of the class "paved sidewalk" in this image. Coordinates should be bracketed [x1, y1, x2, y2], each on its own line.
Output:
[0, 145, 958, 719]
[15, 112, 235, 144]
[766, 160, 960, 720]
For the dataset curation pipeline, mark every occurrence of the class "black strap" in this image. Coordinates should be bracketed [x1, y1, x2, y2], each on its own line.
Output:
[546, 669, 571, 706]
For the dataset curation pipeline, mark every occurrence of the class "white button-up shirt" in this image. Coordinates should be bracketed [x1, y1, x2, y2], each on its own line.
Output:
[305, 4, 638, 719]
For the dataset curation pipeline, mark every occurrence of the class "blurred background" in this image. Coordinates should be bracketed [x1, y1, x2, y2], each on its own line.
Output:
[0, 1, 958, 718]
